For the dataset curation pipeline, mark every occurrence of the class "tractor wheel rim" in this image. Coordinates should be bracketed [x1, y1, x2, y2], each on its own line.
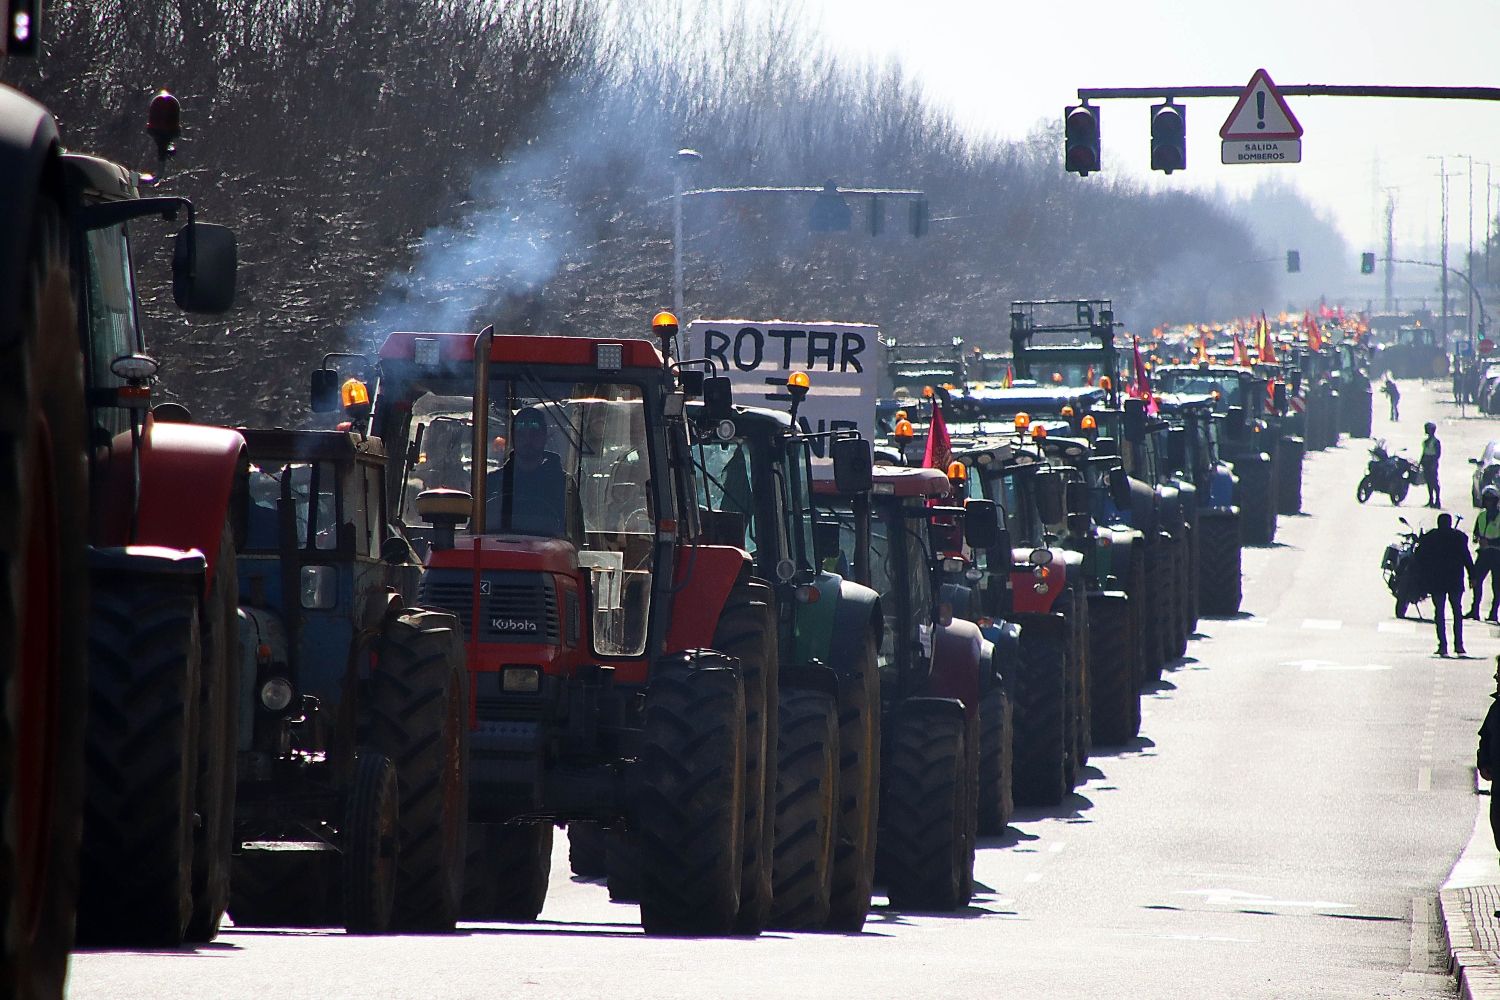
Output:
[17, 418, 61, 941]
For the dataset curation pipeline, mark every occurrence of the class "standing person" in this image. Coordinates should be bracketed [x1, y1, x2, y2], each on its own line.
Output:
[1416, 511, 1474, 656]
[1381, 375, 1400, 421]
[1476, 658, 1500, 852]
[1421, 422, 1442, 508]
[1474, 485, 1500, 622]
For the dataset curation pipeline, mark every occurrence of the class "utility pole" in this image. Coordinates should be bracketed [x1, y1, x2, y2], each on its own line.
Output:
[1466, 155, 1475, 344]
[1383, 193, 1396, 312]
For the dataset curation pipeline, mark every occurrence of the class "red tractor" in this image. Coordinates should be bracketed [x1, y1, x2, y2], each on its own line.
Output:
[2, 24, 245, 996]
[330, 318, 778, 935]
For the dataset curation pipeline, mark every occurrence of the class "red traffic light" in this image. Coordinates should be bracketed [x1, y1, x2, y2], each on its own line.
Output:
[1064, 105, 1101, 176]
[1150, 102, 1186, 174]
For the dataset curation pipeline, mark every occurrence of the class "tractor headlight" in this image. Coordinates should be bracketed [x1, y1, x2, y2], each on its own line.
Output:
[1027, 547, 1052, 566]
[502, 666, 542, 694]
[260, 677, 294, 712]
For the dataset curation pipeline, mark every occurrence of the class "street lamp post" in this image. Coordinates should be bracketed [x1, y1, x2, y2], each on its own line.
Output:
[671, 148, 702, 320]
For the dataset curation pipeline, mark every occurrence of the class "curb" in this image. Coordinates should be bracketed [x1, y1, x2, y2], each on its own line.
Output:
[1442, 885, 1500, 999]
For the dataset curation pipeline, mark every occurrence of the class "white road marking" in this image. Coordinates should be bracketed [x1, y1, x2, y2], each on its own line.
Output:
[1418, 767, 1432, 791]
[1280, 659, 1393, 672]
[1377, 621, 1416, 634]
[1047, 843, 1066, 854]
[1176, 888, 1354, 909]
[1225, 618, 1268, 628]
[1301, 618, 1342, 630]
[1024, 873, 1043, 883]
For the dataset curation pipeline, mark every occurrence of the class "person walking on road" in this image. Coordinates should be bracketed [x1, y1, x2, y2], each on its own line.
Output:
[1472, 486, 1500, 622]
[1421, 422, 1442, 508]
[1382, 376, 1400, 421]
[1417, 512, 1474, 656]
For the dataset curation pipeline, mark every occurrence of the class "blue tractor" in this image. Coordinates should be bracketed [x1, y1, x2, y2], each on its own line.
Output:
[228, 428, 470, 933]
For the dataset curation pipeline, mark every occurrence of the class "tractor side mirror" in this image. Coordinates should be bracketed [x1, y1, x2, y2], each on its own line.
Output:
[703, 375, 734, 420]
[812, 518, 842, 568]
[831, 437, 874, 495]
[1226, 405, 1248, 436]
[1167, 427, 1187, 467]
[415, 488, 472, 551]
[962, 498, 999, 550]
[1123, 398, 1146, 444]
[1064, 479, 1089, 517]
[1108, 466, 1132, 509]
[172, 222, 237, 314]
[310, 368, 341, 413]
[1033, 470, 1066, 524]
[678, 369, 705, 398]
[1290, 370, 1303, 394]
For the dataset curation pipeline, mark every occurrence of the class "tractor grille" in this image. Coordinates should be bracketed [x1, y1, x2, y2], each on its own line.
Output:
[418, 570, 559, 644]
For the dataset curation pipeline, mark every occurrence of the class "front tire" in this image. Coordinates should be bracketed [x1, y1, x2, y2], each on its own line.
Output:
[976, 685, 1014, 835]
[1356, 476, 1375, 504]
[637, 659, 745, 936]
[369, 611, 469, 932]
[1088, 598, 1140, 746]
[1197, 512, 1242, 617]
[343, 753, 400, 934]
[767, 690, 838, 930]
[463, 822, 552, 922]
[1011, 632, 1068, 807]
[878, 707, 972, 912]
[827, 632, 880, 931]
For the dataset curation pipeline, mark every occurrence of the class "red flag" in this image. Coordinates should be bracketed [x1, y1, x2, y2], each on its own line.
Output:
[1085, 365, 1096, 385]
[1306, 316, 1323, 352]
[1130, 336, 1152, 399]
[1002, 364, 1014, 388]
[923, 399, 952, 470]
[1233, 329, 1251, 366]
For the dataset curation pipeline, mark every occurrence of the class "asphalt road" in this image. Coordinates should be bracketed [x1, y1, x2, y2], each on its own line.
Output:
[69, 379, 1491, 1000]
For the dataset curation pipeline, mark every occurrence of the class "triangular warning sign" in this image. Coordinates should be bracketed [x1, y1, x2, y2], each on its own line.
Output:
[1220, 68, 1303, 140]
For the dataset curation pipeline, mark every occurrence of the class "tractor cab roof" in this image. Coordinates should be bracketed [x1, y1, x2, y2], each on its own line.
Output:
[62, 153, 138, 202]
[812, 462, 950, 499]
[687, 401, 793, 433]
[1156, 392, 1218, 414]
[379, 331, 665, 370]
[238, 428, 385, 465]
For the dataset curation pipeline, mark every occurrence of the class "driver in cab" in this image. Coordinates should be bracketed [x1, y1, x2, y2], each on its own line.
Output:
[485, 406, 581, 539]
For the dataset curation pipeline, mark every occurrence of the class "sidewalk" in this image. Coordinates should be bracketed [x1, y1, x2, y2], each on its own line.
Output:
[1442, 776, 1500, 998]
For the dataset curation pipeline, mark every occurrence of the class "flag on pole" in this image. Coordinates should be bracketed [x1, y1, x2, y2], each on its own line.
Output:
[923, 397, 952, 471]
[1002, 364, 1014, 388]
[1085, 365, 1096, 386]
[1194, 331, 1208, 365]
[1233, 329, 1251, 366]
[1306, 315, 1323, 352]
[1130, 336, 1152, 399]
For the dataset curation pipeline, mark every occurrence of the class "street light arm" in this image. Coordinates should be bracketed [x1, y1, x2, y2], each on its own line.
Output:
[1384, 258, 1488, 328]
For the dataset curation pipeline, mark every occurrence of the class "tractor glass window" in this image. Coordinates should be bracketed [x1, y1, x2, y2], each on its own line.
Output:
[82, 223, 141, 439]
[784, 441, 816, 572]
[698, 439, 758, 557]
[244, 461, 340, 552]
[865, 515, 901, 669]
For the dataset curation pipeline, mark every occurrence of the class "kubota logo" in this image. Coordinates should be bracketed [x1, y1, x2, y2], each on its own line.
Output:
[491, 618, 537, 633]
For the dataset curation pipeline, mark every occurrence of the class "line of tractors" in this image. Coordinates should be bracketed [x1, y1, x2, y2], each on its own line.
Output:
[3, 20, 1364, 996]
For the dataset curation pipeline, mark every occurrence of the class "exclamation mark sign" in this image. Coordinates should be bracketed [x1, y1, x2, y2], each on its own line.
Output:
[1256, 91, 1266, 129]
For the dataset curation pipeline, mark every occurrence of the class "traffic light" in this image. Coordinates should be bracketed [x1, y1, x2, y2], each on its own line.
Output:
[1286, 250, 1300, 274]
[1360, 252, 1376, 274]
[909, 196, 929, 237]
[1149, 101, 1186, 174]
[809, 180, 851, 232]
[1064, 104, 1101, 176]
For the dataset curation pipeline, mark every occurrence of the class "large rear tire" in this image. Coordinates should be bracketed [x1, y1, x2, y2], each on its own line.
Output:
[827, 631, 880, 932]
[878, 708, 972, 912]
[767, 689, 838, 930]
[77, 580, 201, 946]
[227, 851, 337, 928]
[1, 194, 87, 1000]
[637, 659, 745, 936]
[976, 685, 1014, 835]
[713, 580, 777, 935]
[1011, 632, 1068, 807]
[1238, 458, 1277, 544]
[342, 752, 399, 934]
[369, 611, 469, 932]
[1197, 512, 1243, 617]
[1088, 597, 1140, 746]
[567, 822, 608, 878]
[463, 822, 552, 922]
[186, 521, 239, 943]
[1277, 437, 1304, 514]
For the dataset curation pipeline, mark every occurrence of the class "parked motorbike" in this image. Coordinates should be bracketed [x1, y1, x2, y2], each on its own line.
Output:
[1358, 440, 1420, 505]
[1382, 516, 1425, 618]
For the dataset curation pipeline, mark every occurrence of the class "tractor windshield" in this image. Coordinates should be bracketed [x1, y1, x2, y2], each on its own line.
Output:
[402, 378, 655, 656]
[245, 461, 339, 552]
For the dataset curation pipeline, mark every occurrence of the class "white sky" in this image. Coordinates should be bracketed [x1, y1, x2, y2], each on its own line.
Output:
[796, 0, 1500, 261]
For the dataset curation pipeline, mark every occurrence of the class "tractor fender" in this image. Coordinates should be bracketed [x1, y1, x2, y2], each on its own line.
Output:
[0, 85, 64, 346]
[894, 694, 967, 727]
[779, 662, 840, 699]
[927, 616, 985, 717]
[664, 544, 752, 653]
[791, 571, 882, 670]
[91, 415, 248, 592]
[1155, 484, 1184, 538]
[1175, 480, 1199, 520]
[1009, 548, 1079, 616]
[938, 580, 980, 622]
[235, 606, 291, 752]
[1208, 466, 1238, 508]
[1126, 477, 1157, 534]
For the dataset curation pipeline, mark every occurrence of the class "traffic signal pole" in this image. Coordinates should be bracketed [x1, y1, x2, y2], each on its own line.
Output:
[1077, 85, 1500, 102]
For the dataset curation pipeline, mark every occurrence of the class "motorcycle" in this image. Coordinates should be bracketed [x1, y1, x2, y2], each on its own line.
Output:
[1357, 440, 1421, 505]
[1382, 516, 1426, 618]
